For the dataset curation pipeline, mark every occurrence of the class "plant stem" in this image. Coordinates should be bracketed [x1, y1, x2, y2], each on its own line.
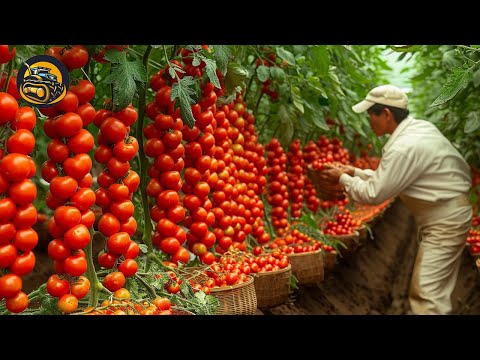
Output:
[244, 74, 256, 103]
[147, 252, 175, 271]
[85, 228, 102, 307]
[134, 273, 157, 299]
[137, 45, 154, 272]
[255, 92, 264, 114]
[27, 283, 46, 301]
[2, 59, 13, 92]
[127, 47, 162, 70]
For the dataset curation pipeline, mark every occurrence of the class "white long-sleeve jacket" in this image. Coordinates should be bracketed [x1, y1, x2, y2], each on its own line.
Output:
[339, 116, 472, 205]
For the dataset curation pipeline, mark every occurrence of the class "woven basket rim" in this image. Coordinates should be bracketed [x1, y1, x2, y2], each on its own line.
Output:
[210, 275, 255, 293]
[286, 249, 322, 257]
[476, 258, 480, 267]
[254, 263, 292, 277]
[325, 230, 360, 239]
[353, 224, 366, 230]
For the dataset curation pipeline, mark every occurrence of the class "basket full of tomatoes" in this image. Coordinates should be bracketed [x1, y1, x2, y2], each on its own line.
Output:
[249, 251, 292, 308]
[287, 249, 324, 286]
[183, 264, 257, 315]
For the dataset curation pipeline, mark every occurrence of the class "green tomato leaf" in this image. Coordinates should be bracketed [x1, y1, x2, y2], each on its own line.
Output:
[473, 67, 480, 87]
[389, 45, 423, 52]
[277, 104, 295, 145]
[430, 65, 473, 107]
[270, 66, 287, 82]
[304, 99, 329, 131]
[276, 47, 296, 65]
[192, 57, 201, 67]
[211, 45, 231, 75]
[310, 45, 330, 76]
[465, 112, 480, 133]
[291, 86, 304, 114]
[224, 62, 248, 97]
[14, 45, 46, 64]
[103, 52, 147, 111]
[256, 65, 270, 82]
[202, 57, 221, 89]
[170, 76, 197, 129]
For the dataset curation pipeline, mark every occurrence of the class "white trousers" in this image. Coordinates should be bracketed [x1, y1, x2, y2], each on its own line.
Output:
[399, 194, 472, 315]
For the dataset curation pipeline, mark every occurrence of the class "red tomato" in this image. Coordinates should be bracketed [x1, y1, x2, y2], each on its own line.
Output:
[63, 254, 87, 276]
[0, 153, 31, 182]
[71, 276, 90, 299]
[6, 291, 28, 313]
[106, 232, 131, 254]
[7, 129, 35, 155]
[70, 80, 95, 104]
[0, 45, 16, 64]
[63, 224, 90, 250]
[62, 45, 89, 70]
[0, 244, 17, 268]
[47, 239, 71, 261]
[103, 271, 126, 292]
[118, 258, 138, 277]
[57, 294, 78, 314]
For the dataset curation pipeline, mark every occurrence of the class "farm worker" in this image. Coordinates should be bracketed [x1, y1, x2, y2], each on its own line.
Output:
[319, 84, 472, 315]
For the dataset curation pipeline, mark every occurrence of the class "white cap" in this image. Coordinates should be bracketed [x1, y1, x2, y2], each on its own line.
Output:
[352, 84, 409, 113]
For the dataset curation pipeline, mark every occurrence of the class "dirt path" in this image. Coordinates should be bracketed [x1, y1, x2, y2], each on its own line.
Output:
[266, 199, 480, 315]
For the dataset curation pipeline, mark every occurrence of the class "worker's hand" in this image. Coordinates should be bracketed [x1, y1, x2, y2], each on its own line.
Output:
[337, 164, 355, 177]
[319, 163, 344, 183]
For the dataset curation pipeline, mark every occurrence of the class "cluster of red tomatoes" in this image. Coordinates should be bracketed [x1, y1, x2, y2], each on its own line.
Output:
[46, 45, 89, 71]
[287, 139, 305, 219]
[93, 102, 141, 291]
[85, 288, 175, 315]
[316, 135, 350, 165]
[265, 138, 289, 235]
[146, 58, 218, 265]
[467, 229, 480, 257]
[188, 249, 291, 291]
[40, 80, 99, 312]
[260, 229, 324, 254]
[0, 91, 38, 313]
[145, 48, 271, 266]
[302, 141, 322, 213]
[322, 210, 357, 236]
[472, 215, 480, 228]
[0, 45, 20, 101]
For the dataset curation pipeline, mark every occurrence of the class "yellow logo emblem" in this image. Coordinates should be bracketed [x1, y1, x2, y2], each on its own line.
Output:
[17, 55, 69, 107]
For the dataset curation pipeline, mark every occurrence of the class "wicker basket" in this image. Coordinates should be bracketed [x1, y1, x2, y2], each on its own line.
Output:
[476, 258, 480, 276]
[253, 264, 291, 308]
[323, 250, 337, 274]
[183, 268, 257, 315]
[354, 224, 368, 246]
[210, 276, 257, 315]
[287, 249, 324, 286]
[328, 230, 360, 256]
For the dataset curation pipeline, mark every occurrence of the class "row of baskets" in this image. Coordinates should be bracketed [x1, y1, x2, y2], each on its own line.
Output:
[205, 251, 321, 315]
[181, 213, 389, 315]
[205, 226, 372, 315]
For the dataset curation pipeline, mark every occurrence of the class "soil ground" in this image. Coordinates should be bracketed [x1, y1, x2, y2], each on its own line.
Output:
[23, 198, 480, 315]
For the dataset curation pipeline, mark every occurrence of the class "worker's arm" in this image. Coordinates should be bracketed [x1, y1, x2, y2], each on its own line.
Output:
[338, 149, 419, 205]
